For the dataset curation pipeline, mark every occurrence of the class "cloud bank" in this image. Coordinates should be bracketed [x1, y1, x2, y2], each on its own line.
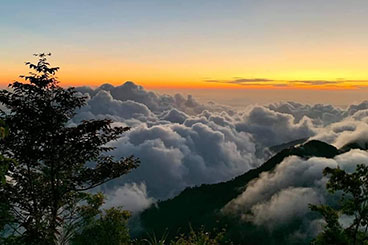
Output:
[223, 149, 368, 240]
[73, 82, 368, 216]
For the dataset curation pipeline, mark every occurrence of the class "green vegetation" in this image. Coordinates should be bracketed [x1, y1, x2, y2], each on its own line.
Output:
[71, 202, 131, 245]
[169, 227, 229, 245]
[137, 226, 229, 245]
[0, 120, 15, 233]
[0, 54, 139, 244]
[310, 164, 368, 245]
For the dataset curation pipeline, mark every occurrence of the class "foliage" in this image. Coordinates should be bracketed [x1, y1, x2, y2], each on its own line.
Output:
[310, 164, 368, 245]
[138, 226, 229, 245]
[170, 226, 228, 245]
[141, 230, 169, 245]
[0, 120, 15, 234]
[70, 200, 131, 245]
[309, 205, 349, 245]
[0, 53, 139, 244]
[0, 120, 11, 185]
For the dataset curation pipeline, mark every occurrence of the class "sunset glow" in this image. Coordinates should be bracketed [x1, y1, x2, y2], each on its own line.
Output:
[1, 0, 368, 92]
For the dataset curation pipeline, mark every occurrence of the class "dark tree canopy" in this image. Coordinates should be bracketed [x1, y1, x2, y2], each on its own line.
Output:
[0, 53, 139, 244]
[310, 164, 368, 245]
[0, 121, 14, 233]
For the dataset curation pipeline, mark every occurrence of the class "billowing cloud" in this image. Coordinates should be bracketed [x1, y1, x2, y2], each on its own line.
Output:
[103, 182, 155, 213]
[223, 156, 335, 216]
[107, 122, 258, 199]
[77, 81, 225, 116]
[236, 106, 315, 147]
[310, 110, 368, 149]
[223, 149, 368, 238]
[73, 82, 368, 216]
[160, 108, 189, 124]
[250, 187, 321, 228]
[267, 101, 345, 125]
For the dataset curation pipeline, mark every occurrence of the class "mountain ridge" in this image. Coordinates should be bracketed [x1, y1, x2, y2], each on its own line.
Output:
[135, 139, 364, 244]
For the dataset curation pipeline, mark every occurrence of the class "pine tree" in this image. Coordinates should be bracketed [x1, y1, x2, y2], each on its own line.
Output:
[0, 53, 139, 244]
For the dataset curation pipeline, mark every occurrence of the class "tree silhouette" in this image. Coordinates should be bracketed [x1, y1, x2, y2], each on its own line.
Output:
[0, 53, 139, 244]
[0, 120, 15, 234]
[310, 164, 368, 245]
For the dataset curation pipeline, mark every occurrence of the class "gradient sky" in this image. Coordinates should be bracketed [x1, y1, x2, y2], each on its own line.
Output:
[1, 0, 368, 95]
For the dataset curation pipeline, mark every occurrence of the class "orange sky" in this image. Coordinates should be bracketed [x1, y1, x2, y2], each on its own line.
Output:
[1, 49, 368, 91]
[1, 1, 368, 92]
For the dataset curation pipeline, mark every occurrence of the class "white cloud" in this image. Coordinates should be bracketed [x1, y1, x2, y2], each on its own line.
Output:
[268, 101, 344, 126]
[250, 187, 321, 228]
[236, 106, 316, 146]
[224, 149, 368, 238]
[104, 182, 155, 213]
[73, 82, 368, 217]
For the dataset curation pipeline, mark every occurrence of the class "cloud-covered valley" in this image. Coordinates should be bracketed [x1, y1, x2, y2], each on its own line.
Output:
[72, 82, 368, 221]
[223, 148, 368, 241]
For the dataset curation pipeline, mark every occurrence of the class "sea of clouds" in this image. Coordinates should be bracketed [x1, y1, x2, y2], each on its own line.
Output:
[222, 111, 368, 240]
[71, 82, 368, 236]
[223, 149, 368, 240]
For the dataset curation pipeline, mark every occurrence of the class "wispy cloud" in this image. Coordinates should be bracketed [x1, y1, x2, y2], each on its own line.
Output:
[271, 83, 291, 87]
[203, 77, 364, 88]
[291, 80, 339, 85]
[205, 78, 274, 85]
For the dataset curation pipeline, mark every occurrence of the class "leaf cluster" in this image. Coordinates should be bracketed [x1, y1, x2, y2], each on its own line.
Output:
[69, 193, 131, 245]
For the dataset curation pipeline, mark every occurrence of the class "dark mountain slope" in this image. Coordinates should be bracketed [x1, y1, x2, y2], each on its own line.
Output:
[340, 140, 368, 152]
[268, 138, 308, 154]
[137, 140, 339, 242]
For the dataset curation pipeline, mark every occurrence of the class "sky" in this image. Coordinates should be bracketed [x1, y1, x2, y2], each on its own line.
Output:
[1, 0, 368, 104]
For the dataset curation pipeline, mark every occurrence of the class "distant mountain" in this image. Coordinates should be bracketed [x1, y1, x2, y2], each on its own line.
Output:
[340, 140, 368, 152]
[268, 138, 308, 154]
[135, 140, 342, 244]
